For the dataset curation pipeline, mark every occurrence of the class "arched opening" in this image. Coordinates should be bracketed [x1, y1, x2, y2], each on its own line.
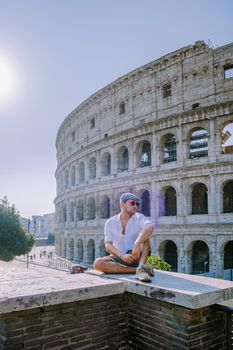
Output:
[101, 152, 111, 176]
[117, 146, 129, 172]
[189, 128, 208, 159]
[224, 241, 233, 269]
[192, 241, 209, 274]
[164, 241, 178, 272]
[77, 239, 83, 262]
[192, 183, 208, 214]
[77, 199, 84, 221]
[141, 190, 150, 217]
[162, 134, 177, 163]
[89, 157, 96, 179]
[65, 169, 69, 189]
[221, 122, 233, 154]
[68, 238, 74, 260]
[70, 202, 75, 221]
[71, 166, 76, 186]
[223, 181, 233, 213]
[165, 187, 177, 216]
[100, 195, 111, 219]
[87, 239, 95, 263]
[79, 162, 85, 183]
[62, 204, 67, 222]
[115, 192, 124, 215]
[87, 197, 95, 220]
[137, 141, 151, 167]
[63, 238, 67, 258]
[61, 173, 64, 192]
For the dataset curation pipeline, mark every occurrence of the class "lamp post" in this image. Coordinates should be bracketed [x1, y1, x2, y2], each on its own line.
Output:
[27, 218, 30, 268]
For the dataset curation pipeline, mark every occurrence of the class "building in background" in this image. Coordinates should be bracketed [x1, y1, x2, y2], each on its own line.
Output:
[20, 213, 56, 238]
[54, 41, 233, 277]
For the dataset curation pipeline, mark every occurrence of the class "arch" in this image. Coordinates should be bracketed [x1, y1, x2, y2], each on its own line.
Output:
[57, 237, 62, 256]
[99, 239, 107, 257]
[79, 162, 85, 183]
[65, 169, 69, 189]
[136, 141, 151, 167]
[87, 239, 95, 263]
[61, 173, 64, 192]
[71, 166, 76, 186]
[77, 199, 84, 221]
[117, 146, 129, 172]
[101, 152, 111, 176]
[159, 240, 178, 272]
[224, 241, 233, 269]
[141, 190, 150, 217]
[68, 238, 74, 260]
[223, 180, 233, 213]
[189, 128, 208, 159]
[100, 195, 111, 219]
[70, 202, 75, 221]
[63, 237, 67, 258]
[192, 240, 209, 274]
[87, 197, 96, 220]
[221, 121, 233, 154]
[62, 204, 67, 222]
[165, 187, 177, 216]
[77, 239, 83, 262]
[89, 157, 96, 179]
[161, 134, 177, 163]
[192, 183, 208, 214]
[115, 191, 125, 215]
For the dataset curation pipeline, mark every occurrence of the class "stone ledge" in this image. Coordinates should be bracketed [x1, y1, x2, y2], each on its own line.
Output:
[1, 260, 233, 314]
[0, 261, 125, 314]
[103, 270, 233, 309]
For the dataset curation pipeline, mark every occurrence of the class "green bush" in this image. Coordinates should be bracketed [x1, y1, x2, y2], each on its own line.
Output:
[147, 255, 171, 271]
[0, 197, 35, 261]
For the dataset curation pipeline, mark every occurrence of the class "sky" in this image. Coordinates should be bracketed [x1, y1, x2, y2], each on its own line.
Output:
[0, 0, 233, 218]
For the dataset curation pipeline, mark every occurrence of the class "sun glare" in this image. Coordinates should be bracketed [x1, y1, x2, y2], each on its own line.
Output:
[0, 57, 16, 102]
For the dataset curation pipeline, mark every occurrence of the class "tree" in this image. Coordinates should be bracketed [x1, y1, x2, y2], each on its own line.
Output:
[0, 197, 35, 261]
[47, 232, 55, 245]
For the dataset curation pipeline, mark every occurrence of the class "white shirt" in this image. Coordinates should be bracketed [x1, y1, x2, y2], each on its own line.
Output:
[104, 212, 152, 253]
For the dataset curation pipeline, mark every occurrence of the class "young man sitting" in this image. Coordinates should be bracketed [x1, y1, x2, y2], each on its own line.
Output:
[94, 192, 154, 282]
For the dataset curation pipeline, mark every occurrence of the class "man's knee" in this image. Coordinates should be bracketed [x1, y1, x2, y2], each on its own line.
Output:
[93, 257, 107, 271]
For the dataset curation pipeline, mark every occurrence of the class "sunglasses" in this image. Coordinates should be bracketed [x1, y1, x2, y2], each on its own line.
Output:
[127, 200, 140, 207]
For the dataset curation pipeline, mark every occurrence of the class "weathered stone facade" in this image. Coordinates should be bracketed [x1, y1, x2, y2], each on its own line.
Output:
[54, 41, 233, 277]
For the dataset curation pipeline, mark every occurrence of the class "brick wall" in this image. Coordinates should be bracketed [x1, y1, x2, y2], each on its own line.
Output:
[0, 293, 228, 350]
[0, 295, 128, 350]
[127, 294, 227, 350]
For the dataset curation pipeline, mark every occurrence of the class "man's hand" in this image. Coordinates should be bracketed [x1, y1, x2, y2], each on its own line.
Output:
[120, 253, 135, 264]
[131, 242, 141, 261]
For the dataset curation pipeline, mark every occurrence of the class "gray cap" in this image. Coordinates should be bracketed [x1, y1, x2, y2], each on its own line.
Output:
[120, 192, 141, 203]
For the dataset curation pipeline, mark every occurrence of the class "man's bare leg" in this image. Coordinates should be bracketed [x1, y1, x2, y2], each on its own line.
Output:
[138, 239, 150, 266]
[94, 256, 137, 274]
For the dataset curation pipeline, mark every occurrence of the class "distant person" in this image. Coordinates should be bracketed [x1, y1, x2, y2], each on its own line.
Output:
[94, 193, 154, 282]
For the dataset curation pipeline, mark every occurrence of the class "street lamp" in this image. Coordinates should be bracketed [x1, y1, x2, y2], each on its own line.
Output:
[27, 218, 30, 268]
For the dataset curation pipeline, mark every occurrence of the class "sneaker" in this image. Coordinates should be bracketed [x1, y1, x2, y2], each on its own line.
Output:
[135, 264, 151, 282]
[146, 264, 155, 277]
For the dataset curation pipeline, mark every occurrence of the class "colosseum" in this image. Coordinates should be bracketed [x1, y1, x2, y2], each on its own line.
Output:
[55, 40, 233, 279]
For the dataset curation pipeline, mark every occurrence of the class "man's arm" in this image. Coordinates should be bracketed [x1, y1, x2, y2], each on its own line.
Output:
[105, 241, 136, 264]
[135, 223, 154, 245]
[132, 223, 154, 261]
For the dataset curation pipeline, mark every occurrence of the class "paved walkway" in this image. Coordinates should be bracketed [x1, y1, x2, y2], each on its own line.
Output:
[16, 245, 72, 271]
